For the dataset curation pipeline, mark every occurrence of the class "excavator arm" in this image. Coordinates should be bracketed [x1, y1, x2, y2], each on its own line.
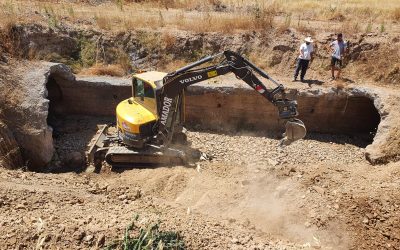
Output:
[156, 50, 306, 145]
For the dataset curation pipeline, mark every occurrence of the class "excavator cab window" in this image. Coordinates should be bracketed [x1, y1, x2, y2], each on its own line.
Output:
[144, 84, 154, 98]
[133, 78, 154, 101]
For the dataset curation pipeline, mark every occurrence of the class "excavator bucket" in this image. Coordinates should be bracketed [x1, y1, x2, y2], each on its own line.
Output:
[282, 119, 307, 145]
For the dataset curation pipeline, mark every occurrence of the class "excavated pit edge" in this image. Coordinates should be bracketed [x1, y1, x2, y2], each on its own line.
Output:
[13, 63, 400, 168]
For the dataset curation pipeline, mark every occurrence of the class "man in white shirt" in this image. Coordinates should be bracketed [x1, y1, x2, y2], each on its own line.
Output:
[330, 33, 347, 80]
[294, 37, 314, 82]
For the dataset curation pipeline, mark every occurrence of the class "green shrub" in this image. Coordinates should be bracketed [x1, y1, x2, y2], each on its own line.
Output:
[106, 215, 186, 250]
[79, 39, 97, 68]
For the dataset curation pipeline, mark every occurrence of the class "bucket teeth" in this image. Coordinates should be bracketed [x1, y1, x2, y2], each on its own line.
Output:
[282, 119, 307, 145]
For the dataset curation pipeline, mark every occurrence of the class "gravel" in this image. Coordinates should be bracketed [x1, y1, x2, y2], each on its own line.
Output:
[188, 130, 367, 168]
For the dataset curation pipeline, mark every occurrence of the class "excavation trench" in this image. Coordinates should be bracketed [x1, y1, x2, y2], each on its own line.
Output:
[185, 85, 380, 140]
[45, 76, 380, 137]
[42, 69, 382, 171]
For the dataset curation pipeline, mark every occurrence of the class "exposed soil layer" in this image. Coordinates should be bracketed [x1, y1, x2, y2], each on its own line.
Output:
[186, 85, 380, 138]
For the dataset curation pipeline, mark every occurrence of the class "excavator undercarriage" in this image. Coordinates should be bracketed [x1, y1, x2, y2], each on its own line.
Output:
[87, 125, 204, 168]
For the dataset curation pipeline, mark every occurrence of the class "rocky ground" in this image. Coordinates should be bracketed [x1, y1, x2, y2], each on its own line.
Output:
[1, 116, 399, 249]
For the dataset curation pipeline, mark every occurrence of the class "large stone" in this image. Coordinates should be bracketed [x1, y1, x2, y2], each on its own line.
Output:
[364, 92, 400, 164]
[12, 24, 79, 59]
[0, 62, 74, 169]
[0, 61, 131, 170]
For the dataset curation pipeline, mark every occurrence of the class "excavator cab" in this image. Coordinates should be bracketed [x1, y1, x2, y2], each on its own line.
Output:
[115, 70, 188, 150]
[115, 72, 165, 148]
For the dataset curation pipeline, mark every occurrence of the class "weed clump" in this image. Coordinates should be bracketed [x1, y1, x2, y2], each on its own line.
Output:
[107, 216, 185, 250]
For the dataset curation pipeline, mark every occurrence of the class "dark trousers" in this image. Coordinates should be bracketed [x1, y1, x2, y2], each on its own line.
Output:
[294, 59, 310, 80]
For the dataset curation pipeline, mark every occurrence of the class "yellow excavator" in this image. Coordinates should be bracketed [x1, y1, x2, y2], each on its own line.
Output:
[87, 50, 306, 167]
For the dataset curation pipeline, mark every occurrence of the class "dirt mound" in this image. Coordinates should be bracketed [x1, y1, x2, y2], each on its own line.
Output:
[349, 34, 400, 84]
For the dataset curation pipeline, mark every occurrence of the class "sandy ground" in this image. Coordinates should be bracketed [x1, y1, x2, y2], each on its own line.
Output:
[1, 115, 399, 249]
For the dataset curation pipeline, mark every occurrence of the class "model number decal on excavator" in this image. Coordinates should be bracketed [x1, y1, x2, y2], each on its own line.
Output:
[160, 97, 173, 125]
[179, 75, 202, 84]
[207, 70, 218, 78]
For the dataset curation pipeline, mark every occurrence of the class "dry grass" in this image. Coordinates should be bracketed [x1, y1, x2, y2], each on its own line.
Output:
[79, 64, 126, 77]
[295, 19, 316, 36]
[276, 14, 292, 34]
[90, 3, 276, 34]
[393, 8, 400, 22]
[179, 12, 273, 34]
[340, 20, 361, 35]
[157, 58, 187, 72]
[162, 32, 176, 50]
[2, 0, 398, 34]
[0, 21, 21, 57]
[94, 15, 112, 31]
[334, 81, 345, 91]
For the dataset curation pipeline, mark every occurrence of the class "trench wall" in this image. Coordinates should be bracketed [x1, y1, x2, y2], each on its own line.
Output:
[48, 77, 380, 136]
[49, 76, 131, 116]
[184, 87, 380, 135]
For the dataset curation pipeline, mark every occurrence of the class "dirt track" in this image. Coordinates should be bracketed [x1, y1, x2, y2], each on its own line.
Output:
[1, 117, 399, 249]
